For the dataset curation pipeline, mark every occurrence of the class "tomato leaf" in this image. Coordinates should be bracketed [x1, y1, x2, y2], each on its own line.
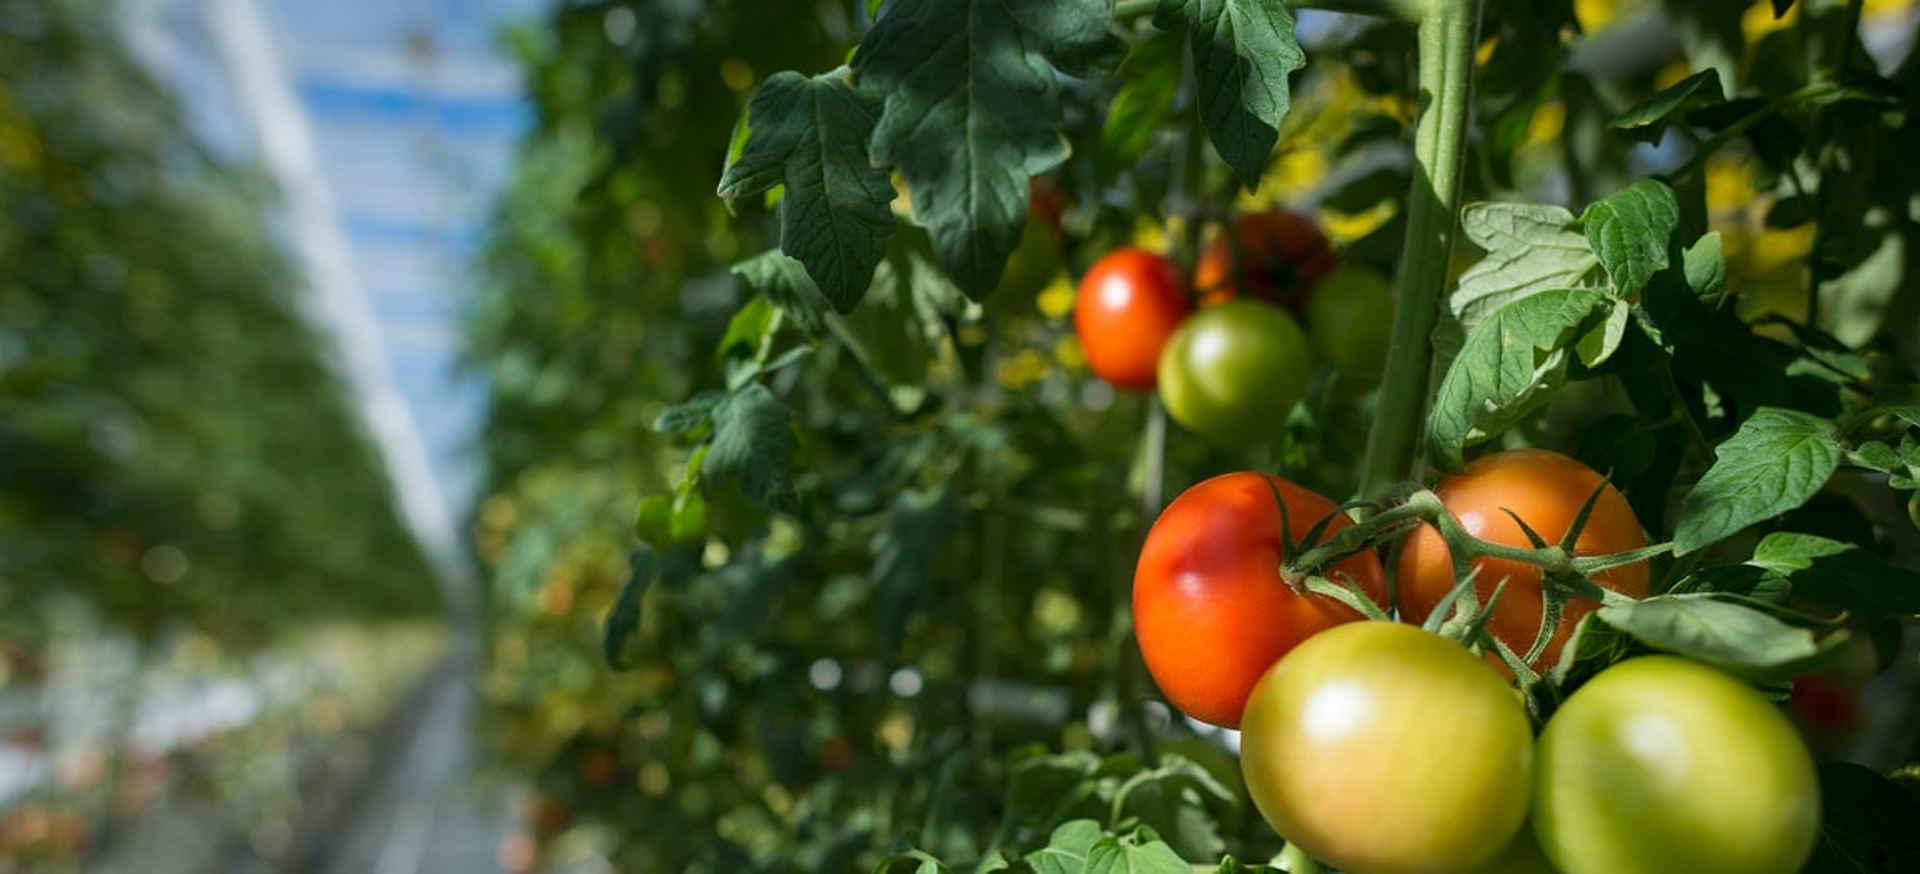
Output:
[733, 250, 834, 338]
[1101, 34, 1182, 173]
[1579, 179, 1679, 296]
[1427, 288, 1612, 471]
[654, 389, 725, 435]
[1028, 820, 1106, 874]
[1748, 533, 1920, 617]
[601, 548, 656, 669]
[1674, 408, 1844, 555]
[1153, 0, 1305, 189]
[703, 383, 799, 507]
[1594, 594, 1848, 682]
[1573, 297, 1631, 367]
[1085, 830, 1190, 873]
[718, 70, 895, 311]
[854, 0, 1121, 295]
[1440, 202, 1598, 363]
[1805, 763, 1920, 873]
[1609, 69, 1724, 143]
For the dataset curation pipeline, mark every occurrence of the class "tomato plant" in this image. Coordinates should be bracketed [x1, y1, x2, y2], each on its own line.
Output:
[1133, 472, 1386, 728]
[1157, 300, 1314, 447]
[1532, 657, 1821, 874]
[1239, 622, 1534, 874]
[1396, 449, 1651, 670]
[1073, 247, 1191, 391]
[455, 0, 1920, 871]
[1194, 209, 1338, 311]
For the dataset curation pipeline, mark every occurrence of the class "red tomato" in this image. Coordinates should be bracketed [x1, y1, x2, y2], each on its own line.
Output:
[1073, 248, 1191, 391]
[1396, 449, 1651, 672]
[1133, 472, 1387, 728]
[1193, 210, 1338, 311]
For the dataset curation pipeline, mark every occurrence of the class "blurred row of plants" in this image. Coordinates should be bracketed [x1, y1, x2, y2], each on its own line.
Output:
[0, 0, 443, 647]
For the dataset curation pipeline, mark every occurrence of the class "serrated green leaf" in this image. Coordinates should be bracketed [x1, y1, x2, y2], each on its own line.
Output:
[1580, 179, 1680, 296]
[703, 383, 799, 506]
[654, 390, 725, 434]
[1155, 0, 1305, 189]
[1670, 564, 1793, 603]
[733, 250, 834, 337]
[1574, 297, 1631, 367]
[1859, 385, 1920, 431]
[1749, 533, 1920, 617]
[602, 548, 656, 669]
[1101, 37, 1182, 171]
[1853, 441, 1902, 471]
[1683, 230, 1727, 303]
[1596, 594, 1847, 681]
[1428, 288, 1611, 471]
[1610, 69, 1724, 143]
[716, 296, 778, 371]
[1440, 202, 1598, 361]
[719, 70, 895, 310]
[854, 0, 1120, 295]
[1029, 820, 1105, 874]
[1675, 408, 1843, 554]
[1086, 833, 1190, 874]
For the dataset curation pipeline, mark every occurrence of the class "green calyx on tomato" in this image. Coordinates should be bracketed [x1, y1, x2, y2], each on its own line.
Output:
[1073, 247, 1190, 392]
[1156, 299, 1312, 448]
[1305, 265, 1395, 381]
[1531, 656, 1820, 874]
[1133, 472, 1386, 728]
[1397, 448, 1651, 672]
[1240, 621, 1534, 874]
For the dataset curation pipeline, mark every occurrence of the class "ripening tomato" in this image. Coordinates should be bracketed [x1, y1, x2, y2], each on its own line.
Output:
[1240, 622, 1535, 874]
[1532, 657, 1820, 874]
[1073, 248, 1191, 391]
[1397, 449, 1651, 671]
[1156, 300, 1313, 447]
[1305, 265, 1395, 380]
[1133, 472, 1387, 728]
[1193, 210, 1338, 310]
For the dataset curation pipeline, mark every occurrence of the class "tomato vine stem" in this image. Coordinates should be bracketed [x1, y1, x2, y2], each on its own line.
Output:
[1357, 0, 1481, 500]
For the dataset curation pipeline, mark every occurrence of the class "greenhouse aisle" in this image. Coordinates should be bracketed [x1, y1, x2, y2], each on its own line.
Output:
[320, 658, 508, 874]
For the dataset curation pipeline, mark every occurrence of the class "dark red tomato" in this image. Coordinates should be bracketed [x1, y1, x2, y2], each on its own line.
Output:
[1397, 449, 1651, 672]
[1073, 248, 1191, 391]
[1028, 176, 1066, 237]
[1193, 210, 1338, 311]
[1133, 472, 1387, 728]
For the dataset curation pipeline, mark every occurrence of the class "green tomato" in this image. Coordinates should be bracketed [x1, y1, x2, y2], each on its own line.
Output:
[1532, 656, 1819, 874]
[1156, 299, 1312, 447]
[1305, 265, 1394, 380]
[1240, 622, 1534, 874]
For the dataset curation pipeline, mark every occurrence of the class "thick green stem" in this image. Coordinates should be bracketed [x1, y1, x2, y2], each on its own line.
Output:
[1357, 0, 1480, 500]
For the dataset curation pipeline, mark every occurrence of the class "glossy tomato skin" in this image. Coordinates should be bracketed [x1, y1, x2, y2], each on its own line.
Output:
[1073, 248, 1191, 391]
[1305, 265, 1395, 380]
[1397, 449, 1650, 671]
[1532, 656, 1820, 874]
[1156, 300, 1313, 447]
[1133, 472, 1386, 728]
[1240, 622, 1534, 874]
[1194, 210, 1338, 311]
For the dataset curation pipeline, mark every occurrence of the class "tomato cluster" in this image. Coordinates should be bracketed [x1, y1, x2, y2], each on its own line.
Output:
[1132, 453, 1822, 874]
[1070, 210, 1395, 446]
